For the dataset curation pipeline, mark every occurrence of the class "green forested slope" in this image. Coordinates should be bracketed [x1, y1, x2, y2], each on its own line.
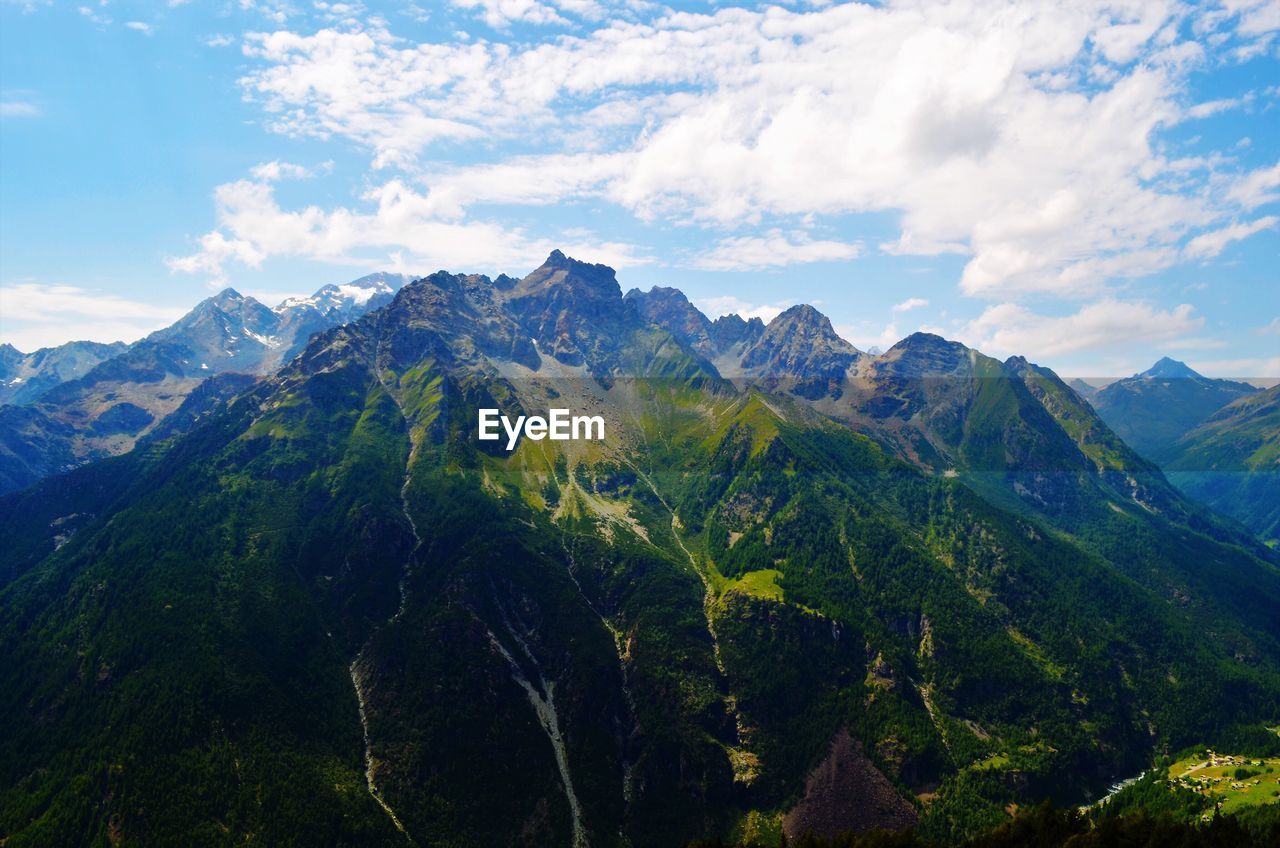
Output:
[2, 256, 1278, 847]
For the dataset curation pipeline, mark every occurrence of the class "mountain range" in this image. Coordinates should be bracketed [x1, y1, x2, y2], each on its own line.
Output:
[1066, 358, 1274, 545]
[0, 273, 406, 494]
[1, 251, 1277, 847]
[0, 340, 128, 406]
[1088, 357, 1258, 459]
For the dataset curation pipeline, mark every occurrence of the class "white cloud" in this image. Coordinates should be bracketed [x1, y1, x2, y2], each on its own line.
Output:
[691, 295, 789, 324]
[0, 100, 40, 118]
[226, 1, 1280, 299]
[0, 284, 188, 351]
[837, 320, 903, 352]
[77, 5, 110, 26]
[892, 297, 929, 313]
[450, 0, 567, 28]
[1226, 161, 1280, 210]
[693, 230, 862, 271]
[168, 175, 647, 284]
[249, 159, 330, 181]
[1182, 215, 1278, 259]
[1185, 94, 1250, 119]
[238, 0, 291, 25]
[125, 21, 153, 35]
[204, 34, 235, 47]
[959, 298, 1203, 358]
[1255, 317, 1280, 336]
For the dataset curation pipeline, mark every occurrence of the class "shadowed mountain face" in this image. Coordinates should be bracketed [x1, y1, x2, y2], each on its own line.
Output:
[2, 253, 1279, 848]
[1089, 357, 1257, 459]
[1156, 384, 1280, 545]
[0, 274, 406, 495]
[1066, 377, 1098, 401]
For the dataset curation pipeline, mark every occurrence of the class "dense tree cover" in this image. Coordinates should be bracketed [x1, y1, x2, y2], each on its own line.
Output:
[3, 305, 1280, 848]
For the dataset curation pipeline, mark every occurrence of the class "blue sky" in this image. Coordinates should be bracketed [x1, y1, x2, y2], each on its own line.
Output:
[1, 0, 1277, 380]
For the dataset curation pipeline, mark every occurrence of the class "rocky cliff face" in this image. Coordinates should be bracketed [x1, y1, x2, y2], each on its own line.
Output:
[506, 250, 632, 375]
[625, 286, 717, 357]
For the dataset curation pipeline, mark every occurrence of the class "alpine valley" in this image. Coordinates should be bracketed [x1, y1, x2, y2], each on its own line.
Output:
[2, 252, 1279, 847]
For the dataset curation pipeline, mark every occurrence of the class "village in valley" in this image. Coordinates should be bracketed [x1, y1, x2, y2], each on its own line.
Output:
[1168, 748, 1280, 818]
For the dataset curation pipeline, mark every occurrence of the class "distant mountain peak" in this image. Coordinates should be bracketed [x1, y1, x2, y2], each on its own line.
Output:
[211, 287, 246, 304]
[1139, 356, 1201, 380]
[525, 249, 620, 293]
[739, 303, 861, 394]
[891, 331, 956, 351]
[772, 303, 827, 326]
[519, 249, 616, 290]
[504, 252, 627, 370]
[1092, 355, 1257, 457]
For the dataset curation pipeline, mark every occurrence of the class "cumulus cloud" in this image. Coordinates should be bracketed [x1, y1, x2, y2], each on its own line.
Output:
[960, 298, 1203, 358]
[167, 175, 646, 284]
[0, 283, 188, 351]
[220, 1, 1280, 299]
[892, 297, 929, 313]
[125, 21, 153, 35]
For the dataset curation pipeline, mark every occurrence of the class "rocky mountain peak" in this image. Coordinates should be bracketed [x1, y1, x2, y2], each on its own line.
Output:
[516, 250, 622, 302]
[504, 251, 630, 371]
[184, 288, 275, 329]
[1139, 356, 1201, 380]
[766, 304, 834, 335]
[889, 332, 959, 352]
[625, 286, 716, 356]
[205, 287, 251, 312]
[709, 314, 766, 350]
[754, 305, 852, 348]
[738, 304, 861, 395]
